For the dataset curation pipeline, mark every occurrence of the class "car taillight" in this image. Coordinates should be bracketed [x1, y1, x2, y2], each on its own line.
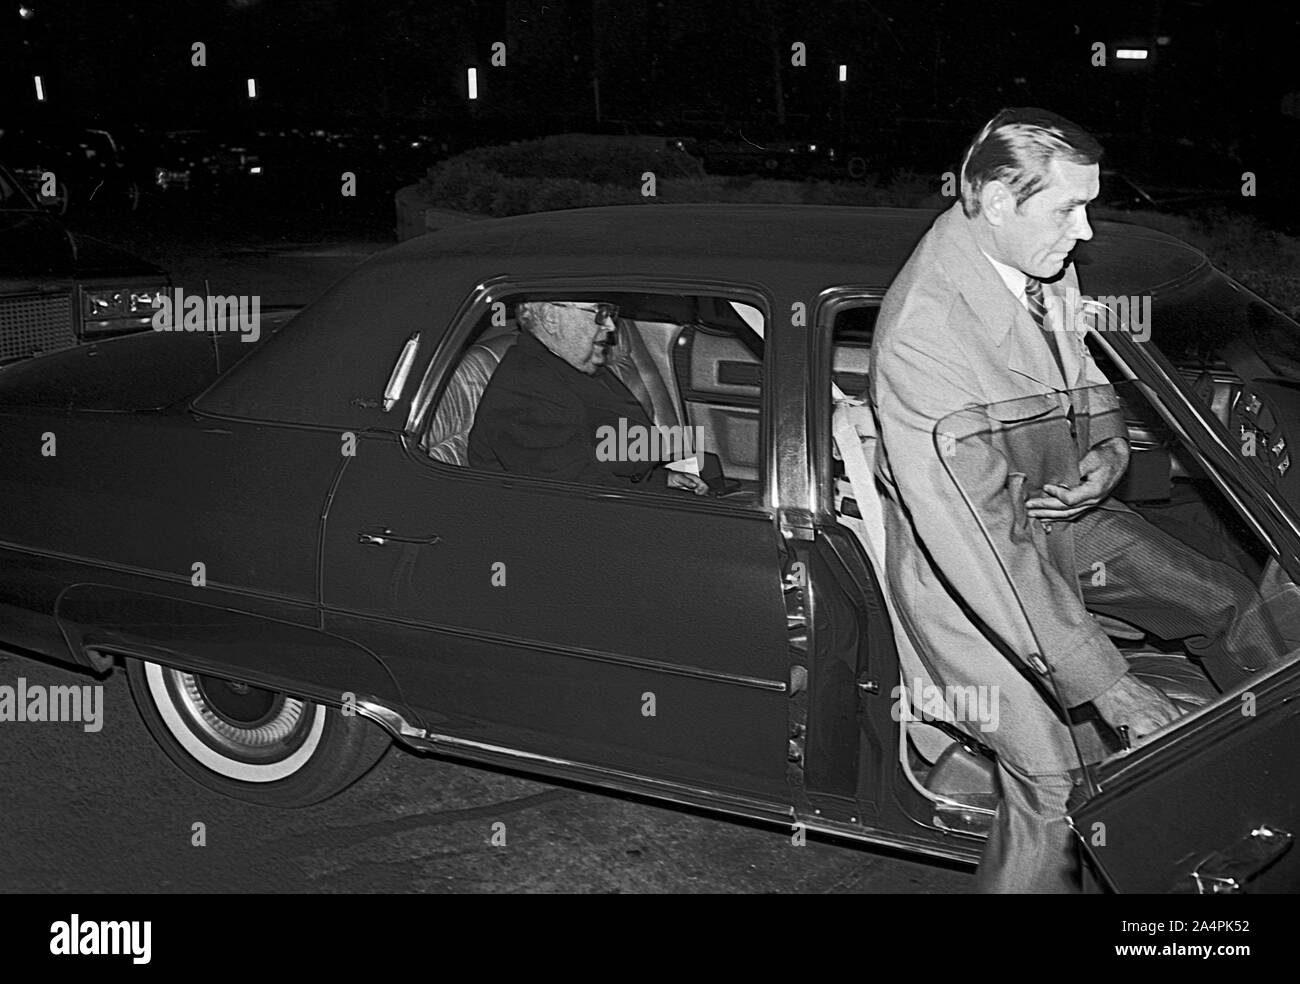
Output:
[81, 286, 168, 334]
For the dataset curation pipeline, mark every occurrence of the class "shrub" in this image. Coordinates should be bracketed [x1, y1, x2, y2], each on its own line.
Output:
[412, 138, 1300, 318]
[1096, 206, 1300, 320]
[419, 133, 707, 217]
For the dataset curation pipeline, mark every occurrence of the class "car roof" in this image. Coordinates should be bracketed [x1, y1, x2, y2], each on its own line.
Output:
[195, 203, 1214, 429]
[371, 203, 1210, 295]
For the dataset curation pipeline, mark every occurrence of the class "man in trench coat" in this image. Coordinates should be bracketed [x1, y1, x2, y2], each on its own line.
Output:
[868, 107, 1285, 892]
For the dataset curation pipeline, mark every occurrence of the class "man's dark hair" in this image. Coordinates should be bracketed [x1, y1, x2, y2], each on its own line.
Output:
[959, 107, 1104, 217]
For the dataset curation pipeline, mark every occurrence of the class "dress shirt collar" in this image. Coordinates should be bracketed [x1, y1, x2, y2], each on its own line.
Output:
[980, 249, 1029, 304]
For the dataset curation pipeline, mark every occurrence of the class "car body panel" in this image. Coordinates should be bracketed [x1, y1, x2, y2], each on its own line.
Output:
[1072, 664, 1300, 892]
[321, 431, 792, 796]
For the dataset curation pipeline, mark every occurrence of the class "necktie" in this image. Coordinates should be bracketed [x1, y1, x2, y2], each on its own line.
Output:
[1026, 277, 1077, 446]
[1024, 277, 1068, 385]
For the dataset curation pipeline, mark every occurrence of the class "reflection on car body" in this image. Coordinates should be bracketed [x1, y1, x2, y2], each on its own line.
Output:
[1, 203, 1299, 892]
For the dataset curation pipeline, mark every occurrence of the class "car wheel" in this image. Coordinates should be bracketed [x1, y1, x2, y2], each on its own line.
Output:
[40, 182, 72, 215]
[125, 658, 390, 807]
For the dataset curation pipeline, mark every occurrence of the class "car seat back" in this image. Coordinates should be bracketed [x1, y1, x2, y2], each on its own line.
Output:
[423, 329, 518, 465]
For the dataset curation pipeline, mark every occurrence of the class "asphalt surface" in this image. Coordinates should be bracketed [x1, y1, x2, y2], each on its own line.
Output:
[2, 198, 975, 893]
[0, 650, 974, 893]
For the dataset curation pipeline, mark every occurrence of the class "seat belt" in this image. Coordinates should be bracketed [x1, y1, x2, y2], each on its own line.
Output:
[831, 401, 955, 762]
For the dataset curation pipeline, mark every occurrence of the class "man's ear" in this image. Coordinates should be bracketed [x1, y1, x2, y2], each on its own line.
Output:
[532, 307, 558, 339]
[979, 180, 1013, 226]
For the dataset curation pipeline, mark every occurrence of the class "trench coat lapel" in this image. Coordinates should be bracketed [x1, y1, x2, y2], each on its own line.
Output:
[929, 205, 1073, 392]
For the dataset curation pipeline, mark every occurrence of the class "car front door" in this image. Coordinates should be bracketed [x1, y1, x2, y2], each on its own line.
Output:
[940, 363, 1300, 893]
[1070, 669, 1300, 893]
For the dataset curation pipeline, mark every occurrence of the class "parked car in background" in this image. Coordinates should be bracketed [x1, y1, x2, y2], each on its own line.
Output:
[145, 128, 265, 196]
[0, 161, 167, 363]
[1, 204, 1299, 892]
[0, 124, 143, 215]
[693, 123, 835, 178]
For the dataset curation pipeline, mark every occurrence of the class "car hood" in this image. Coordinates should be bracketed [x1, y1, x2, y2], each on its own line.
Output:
[0, 209, 164, 282]
[0, 329, 264, 411]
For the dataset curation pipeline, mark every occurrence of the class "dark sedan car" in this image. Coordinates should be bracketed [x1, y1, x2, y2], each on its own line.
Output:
[0, 162, 168, 364]
[1, 204, 1299, 893]
[0, 125, 144, 215]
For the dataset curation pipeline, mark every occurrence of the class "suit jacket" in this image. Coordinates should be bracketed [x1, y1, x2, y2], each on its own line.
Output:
[468, 329, 668, 489]
[868, 203, 1130, 774]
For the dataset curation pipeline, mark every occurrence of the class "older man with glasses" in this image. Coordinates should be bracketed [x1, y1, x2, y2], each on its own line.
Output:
[468, 299, 708, 494]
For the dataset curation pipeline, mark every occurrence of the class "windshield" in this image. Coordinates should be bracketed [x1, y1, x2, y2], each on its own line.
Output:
[937, 380, 1300, 783]
[1147, 273, 1300, 382]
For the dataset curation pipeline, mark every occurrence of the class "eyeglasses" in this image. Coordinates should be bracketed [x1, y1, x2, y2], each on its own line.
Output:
[549, 301, 620, 326]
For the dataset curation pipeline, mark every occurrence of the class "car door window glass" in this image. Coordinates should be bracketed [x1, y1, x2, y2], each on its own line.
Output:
[412, 289, 767, 504]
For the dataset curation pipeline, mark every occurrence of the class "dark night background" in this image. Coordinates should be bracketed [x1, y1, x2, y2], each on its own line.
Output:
[3, 1, 1297, 178]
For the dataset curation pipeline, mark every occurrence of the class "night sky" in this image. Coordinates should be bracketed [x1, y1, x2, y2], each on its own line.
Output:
[3, 0, 1297, 156]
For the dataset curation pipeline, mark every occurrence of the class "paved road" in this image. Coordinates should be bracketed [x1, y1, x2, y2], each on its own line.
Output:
[0, 650, 974, 893]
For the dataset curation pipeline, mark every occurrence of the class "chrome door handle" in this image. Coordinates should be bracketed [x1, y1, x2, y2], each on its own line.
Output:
[1189, 824, 1293, 894]
[357, 527, 442, 547]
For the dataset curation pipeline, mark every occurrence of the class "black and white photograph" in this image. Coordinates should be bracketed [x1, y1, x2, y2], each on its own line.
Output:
[1, 0, 1298, 935]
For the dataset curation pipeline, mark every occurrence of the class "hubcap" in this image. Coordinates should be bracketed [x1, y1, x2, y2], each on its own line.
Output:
[172, 669, 309, 759]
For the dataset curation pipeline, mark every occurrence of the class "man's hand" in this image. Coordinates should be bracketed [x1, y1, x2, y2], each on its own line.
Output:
[1026, 437, 1129, 521]
[1092, 673, 1183, 747]
[666, 471, 710, 495]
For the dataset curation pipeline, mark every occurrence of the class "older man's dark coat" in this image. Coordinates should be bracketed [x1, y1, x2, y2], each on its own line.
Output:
[468, 329, 666, 488]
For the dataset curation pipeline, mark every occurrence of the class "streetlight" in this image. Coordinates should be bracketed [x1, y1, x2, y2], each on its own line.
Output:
[838, 64, 847, 151]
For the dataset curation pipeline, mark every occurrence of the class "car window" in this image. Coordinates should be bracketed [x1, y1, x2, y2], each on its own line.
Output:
[820, 299, 880, 509]
[411, 288, 767, 504]
[830, 304, 878, 400]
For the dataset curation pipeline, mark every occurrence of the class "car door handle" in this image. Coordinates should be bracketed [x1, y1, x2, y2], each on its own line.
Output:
[356, 527, 442, 547]
[1188, 824, 1293, 894]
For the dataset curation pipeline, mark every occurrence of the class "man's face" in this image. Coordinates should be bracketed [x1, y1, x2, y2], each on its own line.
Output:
[540, 304, 615, 374]
[989, 158, 1099, 279]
